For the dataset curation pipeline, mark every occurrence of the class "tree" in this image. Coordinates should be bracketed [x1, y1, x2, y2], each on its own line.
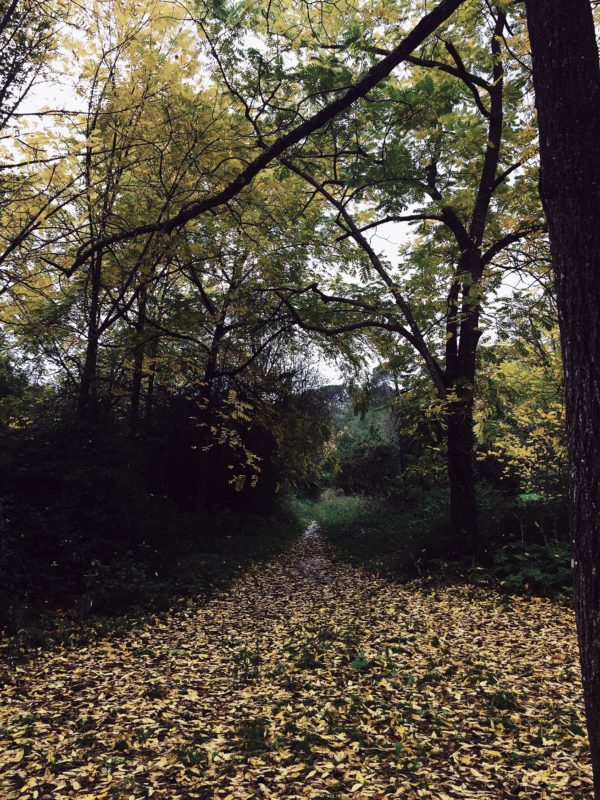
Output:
[0, 0, 56, 128]
[21, 0, 242, 422]
[0, 1, 73, 308]
[524, 0, 600, 793]
[65, 0, 208, 420]
[66, 0, 467, 267]
[475, 291, 566, 497]
[235, 0, 543, 545]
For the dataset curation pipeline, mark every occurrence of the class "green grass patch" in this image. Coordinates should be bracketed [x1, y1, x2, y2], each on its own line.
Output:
[294, 489, 571, 597]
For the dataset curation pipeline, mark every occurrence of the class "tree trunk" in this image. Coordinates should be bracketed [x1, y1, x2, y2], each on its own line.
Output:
[78, 250, 102, 422]
[444, 253, 482, 550]
[129, 283, 147, 434]
[525, 0, 600, 793]
[144, 334, 159, 430]
[446, 396, 478, 547]
[196, 325, 223, 511]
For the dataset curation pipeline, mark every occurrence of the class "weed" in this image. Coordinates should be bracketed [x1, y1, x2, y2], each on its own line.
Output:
[232, 644, 261, 680]
[177, 746, 207, 770]
[238, 717, 269, 753]
[349, 652, 370, 670]
[490, 689, 518, 711]
[134, 728, 153, 743]
[297, 648, 321, 670]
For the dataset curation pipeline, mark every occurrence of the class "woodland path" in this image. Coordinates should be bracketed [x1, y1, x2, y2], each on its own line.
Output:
[0, 528, 593, 799]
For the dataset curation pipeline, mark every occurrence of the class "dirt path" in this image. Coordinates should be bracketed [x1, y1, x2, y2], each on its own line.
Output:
[0, 531, 593, 799]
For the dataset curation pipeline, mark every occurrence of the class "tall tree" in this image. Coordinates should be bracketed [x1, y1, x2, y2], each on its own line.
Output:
[50, 0, 236, 421]
[0, 0, 56, 128]
[231, 0, 542, 545]
[525, 0, 600, 793]
[67, 0, 467, 266]
[0, 0, 73, 308]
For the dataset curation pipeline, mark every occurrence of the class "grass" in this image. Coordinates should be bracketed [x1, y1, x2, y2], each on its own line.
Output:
[293, 488, 572, 597]
[293, 489, 449, 575]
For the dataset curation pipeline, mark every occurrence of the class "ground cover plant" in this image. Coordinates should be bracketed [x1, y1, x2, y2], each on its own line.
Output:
[298, 490, 571, 597]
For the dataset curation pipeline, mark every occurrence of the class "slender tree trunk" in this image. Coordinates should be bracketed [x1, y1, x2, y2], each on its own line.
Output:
[197, 325, 223, 510]
[144, 334, 159, 430]
[129, 283, 147, 433]
[78, 250, 102, 422]
[525, 1, 600, 793]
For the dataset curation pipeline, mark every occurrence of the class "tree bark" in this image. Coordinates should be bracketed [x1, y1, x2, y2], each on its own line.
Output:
[444, 248, 483, 548]
[129, 283, 148, 434]
[144, 334, 159, 430]
[525, 0, 600, 793]
[78, 249, 102, 422]
[446, 396, 478, 546]
[196, 323, 225, 511]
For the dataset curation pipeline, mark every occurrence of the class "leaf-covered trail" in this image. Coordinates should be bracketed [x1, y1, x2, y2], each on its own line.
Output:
[0, 529, 593, 799]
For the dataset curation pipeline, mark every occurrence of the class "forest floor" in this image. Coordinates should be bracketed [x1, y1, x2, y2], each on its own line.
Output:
[0, 527, 593, 800]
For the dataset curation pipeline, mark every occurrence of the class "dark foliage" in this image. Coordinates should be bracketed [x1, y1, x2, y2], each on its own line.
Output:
[0, 402, 305, 638]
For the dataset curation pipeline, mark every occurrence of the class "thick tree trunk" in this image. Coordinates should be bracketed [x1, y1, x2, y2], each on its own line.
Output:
[525, 1, 600, 793]
[444, 254, 482, 549]
[446, 396, 478, 547]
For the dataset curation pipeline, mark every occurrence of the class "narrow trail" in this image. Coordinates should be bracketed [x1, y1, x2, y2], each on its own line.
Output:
[0, 530, 592, 799]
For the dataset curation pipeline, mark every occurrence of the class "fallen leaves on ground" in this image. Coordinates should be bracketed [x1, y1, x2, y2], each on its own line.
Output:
[0, 530, 592, 799]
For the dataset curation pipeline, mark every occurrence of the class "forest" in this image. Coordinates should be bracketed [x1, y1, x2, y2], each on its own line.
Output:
[1, 0, 600, 798]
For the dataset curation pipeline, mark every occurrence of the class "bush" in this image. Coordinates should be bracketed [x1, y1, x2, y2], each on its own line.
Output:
[0, 413, 303, 637]
[490, 542, 571, 596]
[477, 487, 569, 553]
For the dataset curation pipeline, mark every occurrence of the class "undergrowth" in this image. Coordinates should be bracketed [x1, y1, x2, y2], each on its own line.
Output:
[293, 488, 571, 598]
[0, 504, 301, 657]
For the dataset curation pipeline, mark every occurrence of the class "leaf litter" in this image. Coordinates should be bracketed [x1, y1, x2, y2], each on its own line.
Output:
[0, 531, 592, 799]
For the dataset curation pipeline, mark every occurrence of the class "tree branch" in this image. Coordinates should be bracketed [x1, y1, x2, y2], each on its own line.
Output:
[481, 224, 547, 265]
[279, 158, 446, 394]
[68, 0, 466, 274]
[334, 213, 444, 241]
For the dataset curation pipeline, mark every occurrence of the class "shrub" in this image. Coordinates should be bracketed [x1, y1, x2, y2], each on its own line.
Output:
[490, 541, 571, 595]
[0, 416, 302, 639]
